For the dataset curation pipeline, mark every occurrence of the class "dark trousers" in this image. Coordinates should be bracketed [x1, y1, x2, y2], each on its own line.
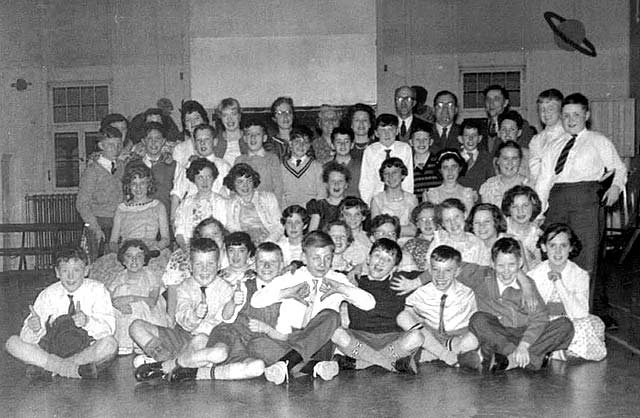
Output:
[85, 216, 113, 262]
[469, 312, 574, 369]
[246, 309, 339, 365]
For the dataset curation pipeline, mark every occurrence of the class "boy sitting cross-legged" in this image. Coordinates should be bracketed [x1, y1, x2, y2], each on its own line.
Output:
[5, 248, 118, 380]
[250, 231, 376, 384]
[330, 238, 424, 374]
[131, 237, 234, 382]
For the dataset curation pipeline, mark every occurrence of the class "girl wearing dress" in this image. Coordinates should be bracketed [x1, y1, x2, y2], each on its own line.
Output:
[529, 224, 607, 361]
[424, 149, 477, 212]
[466, 203, 507, 250]
[501, 185, 543, 271]
[307, 161, 350, 231]
[371, 157, 418, 239]
[402, 201, 437, 270]
[276, 205, 309, 267]
[108, 239, 170, 355]
[479, 141, 529, 207]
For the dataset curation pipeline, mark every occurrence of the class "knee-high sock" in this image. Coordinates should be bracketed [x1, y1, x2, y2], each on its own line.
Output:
[342, 339, 394, 371]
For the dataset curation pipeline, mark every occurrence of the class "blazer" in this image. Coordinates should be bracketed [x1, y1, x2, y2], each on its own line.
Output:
[397, 116, 433, 143]
[458, 149, 495, 191]
[432, 123, 461, 153]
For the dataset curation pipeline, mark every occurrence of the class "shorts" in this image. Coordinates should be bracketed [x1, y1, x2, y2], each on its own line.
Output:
[155, 325, 193, 360]
[345, 329, 404, 351]
[207, 323, 251, 364]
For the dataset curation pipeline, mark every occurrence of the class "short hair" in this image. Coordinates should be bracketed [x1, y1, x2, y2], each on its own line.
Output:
[394, 85, 416, 99]
[323, 161, 351, 184]
[117, 239, 151, 266]
[378, 157, 408, 182]
[186, 158, 219, 183]
[498, 110, 524, 130]
[256, 241, 283, 260]
[290, 126, 314, 142]
[538, 223, 582, 259]
[411, 201, 436, 233]
[122, 161, 156, 201]
[491, 237, 522, 261]
[100, 125, 123, 140]
[143, 121, 166, 138]
[370, 238, 402, 265]
[192, 123, 217, 140]
[55, 247, 88, 268]
[216, 97, 242, 116]
[410, 124, 434, 137]
[193, 217, 229, 240]
[241, 120, 267, 134]
[271, 96, 295, 116]
[281, 205, 310, 228]
[436, 198, 467, 227]
[375, 113, 399, 129]
[317, 104, 340, 121]
[460, 119, 482, 135]
[331, 126, 355, 143]
[101, 113, 128, 130]
[181, 100, 210, 133]
[370, 214, 401, 238]
[483, 84, 510, 102]
[466, 203, 507, 234]
[435, 148, 467, 176]
[302, 230, 335, 252]
[433, 90, 459, 107]
[495, 140, 523, 160]
[223, 163, 261, 191]
[501, 185, 542, 221]
[431, 245, 462, 264]
[537, 88, 564, 105]
[346, 103, 375, 136]
[190, 237, 220, 258]
[324, 219, 354, 245]
[562, 92, 589, 111]
[338, 196, 370, 220]
[224, 231, 256, 257]
[144, 108, 164, 122]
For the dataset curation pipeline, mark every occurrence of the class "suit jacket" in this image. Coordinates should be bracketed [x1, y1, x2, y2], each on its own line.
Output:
[397, 116, 433, 143]
[431, 124, 461, 153]
[477, 115, 537, 155]
[458, 149, 495, 192]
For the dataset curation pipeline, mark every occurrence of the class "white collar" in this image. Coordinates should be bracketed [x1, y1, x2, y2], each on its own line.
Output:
[248, 148, 266, 157]
[97, 155, 115, 172]
[497, 278, 520, 296]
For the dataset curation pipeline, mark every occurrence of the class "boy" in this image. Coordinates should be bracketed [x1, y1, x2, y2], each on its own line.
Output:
[359, 114, 414, 205]
[312, 105, 340, 164]
[100, 113, 129, 147]
[529, 89, 565, 183]
[331, 126, 362, 198]
[330, 238, 423, 374]
[397, 245, 478, 366]
[131, 238, 234, 382]
[250, 231, 375, 384]
[234, 120, 284, 205]
[409, 125, 440, 202]
[369, 214, 418, 272]
[5, 248, 117, 380]
[457, 119, 494, 192]
[497, 110, 530, 178]
[76, 126, 124, 261]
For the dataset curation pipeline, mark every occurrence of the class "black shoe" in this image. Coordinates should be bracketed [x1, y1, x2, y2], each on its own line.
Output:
[135, 362, 165, 382]
[166, 367, 197, 383]
[394, 353, 418, 375]
[25, 365, 53, 381]
[540, 353, 552, 369]
[78, 363, 98, 379]
[457, 350, 482, 372]
[490, 353, 509, 374]
[332, 354, 356, 370]
[599, 314, 619, 331]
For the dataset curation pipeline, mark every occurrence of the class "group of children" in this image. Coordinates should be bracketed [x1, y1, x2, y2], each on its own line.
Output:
[6, 87, 619, 383]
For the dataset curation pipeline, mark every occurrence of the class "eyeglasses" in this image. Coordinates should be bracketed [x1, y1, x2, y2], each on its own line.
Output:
[435, 102, 456, 110]
[395, 96, 415, 103]
[275, 110, 292, 116]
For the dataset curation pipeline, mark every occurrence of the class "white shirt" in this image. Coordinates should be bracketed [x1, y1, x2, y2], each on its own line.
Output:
[528, 260, 589, 319]
[405, 280, 477, 332]
[399, 115, 414, 132]
[171, 155, 231, 200]
[435, 123, 453, 137]
[528, 123, 565, 182]
[224, 138, 241, 166]
[172, 139, 196, 168]
[359, 141, 414, 205]
[20, 280, 115, 344]
[175, 276, 233, 335]
[535, 129, 628, 211]
[97, 155, 116, 173]
[173, 193, 228, 240]
[497, 278, 520, 296]
[251, 266, 375, 335]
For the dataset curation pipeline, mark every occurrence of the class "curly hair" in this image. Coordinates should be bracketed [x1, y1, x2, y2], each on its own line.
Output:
[369, 214, 401, 239]
[117, 239, 151, 266]
[181, 100, 210, 134]
[378, 157, 408, 182]
[323, 219, 354, 245]
[122, 162, 156, 202]
[193, 217, 229, 241]
[466, 203, 507, 234]
[346, 103, 375, 137]
[435, 148, 467, 177]
[495, 140, 523, 160]
[501, 185, 542, 221]
[435, 198, 466, 228]
[281, 205, 310, 227]
[538, 223, 582, 260]
[322, 161, 351, 184]
[338, 196, 370, 222]
[186, 158, 219, 184]
[224, 231, 256, 257]
[223, 163, 261, 191]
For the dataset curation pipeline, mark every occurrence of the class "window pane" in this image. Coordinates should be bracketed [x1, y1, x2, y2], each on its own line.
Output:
[463, 74, 476, 90]
[478, 73, 491, 89]
[510, 91, 520, 107]
[81, 87, 95, 105]
[82, 105, 95, 122]
[95, 86, 108, 104]
[68, 105, 81, 122]
[463, 92, 476, 109]
[506, 72, 520, 90]
[53, 88, 66, 106]
[53, 106, 67, 123]
[85, 131, 102, 157]
[54, 132, 79, 188]
[96, 104, 109, 121]
[67, 87, 80, 105]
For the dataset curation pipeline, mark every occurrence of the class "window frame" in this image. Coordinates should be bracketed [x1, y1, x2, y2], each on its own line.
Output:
[458, 66, 525, 118]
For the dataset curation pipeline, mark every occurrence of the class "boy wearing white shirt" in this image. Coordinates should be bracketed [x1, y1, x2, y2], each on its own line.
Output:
[529, 89, 565, 183]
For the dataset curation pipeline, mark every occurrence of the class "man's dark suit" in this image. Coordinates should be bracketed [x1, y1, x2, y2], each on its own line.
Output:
[397, 116, 433, 143]
[431, 124, 461, 153]
[458, 149, 495, 192]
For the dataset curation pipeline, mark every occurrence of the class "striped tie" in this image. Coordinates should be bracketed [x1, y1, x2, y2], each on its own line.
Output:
[554, 135, 577, 175]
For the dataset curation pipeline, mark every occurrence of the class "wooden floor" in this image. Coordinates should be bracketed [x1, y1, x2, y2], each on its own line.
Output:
[1, 252, 640, 418]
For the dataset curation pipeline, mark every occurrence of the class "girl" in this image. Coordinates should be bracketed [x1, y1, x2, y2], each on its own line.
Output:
[479, 141, 529, 207]
[108, 240, 170, 355]
[215, 98, 244, 165]
[218, 232, 257, 287]
[424, 149, 476, 212]
[501, 185, 543, 271]
[276, 205, 309, 266]
[174, 158, 228, 250]
[370, 157, 418, 238]
[466, 203, 508, 250]
[339, 196, 371, 267]
[280, 127, 326, 209]
[307, 162, 351, 231]
[267, 96, 295, 161]
[402, 201, 437, 271]
[325, 220, 355, 272]
[529, 224, 606, 361]
[426, 198, 490, 266]
[172, 100, 211, 167]
[162, 217, 228, 321]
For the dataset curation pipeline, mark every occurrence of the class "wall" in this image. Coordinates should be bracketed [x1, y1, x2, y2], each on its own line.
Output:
[377, 0, 630, 130]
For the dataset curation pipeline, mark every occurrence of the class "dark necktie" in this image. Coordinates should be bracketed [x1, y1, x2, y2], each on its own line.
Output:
[467, 152, 475, 169]
[400, 121, 407, 137]
[110, 161, 116, 175]
[200, 286, 207, 302]
[296, 159, 302, 167]
[385, 149, 392, 160]
[554, 135, 577, 175]
[441, 127, 448, 142]
[68, 294, 75, 315]
[438, 294, 447, 334]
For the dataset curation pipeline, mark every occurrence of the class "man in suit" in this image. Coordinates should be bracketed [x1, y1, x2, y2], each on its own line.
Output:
[457, 119, 494, 192]
[395, 86, 433, 143]
[431, 90, 461, 153]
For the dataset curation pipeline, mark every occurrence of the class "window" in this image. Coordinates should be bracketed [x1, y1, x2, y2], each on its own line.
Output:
[50, 83, 110, 189]
[461, 68, 523, 111]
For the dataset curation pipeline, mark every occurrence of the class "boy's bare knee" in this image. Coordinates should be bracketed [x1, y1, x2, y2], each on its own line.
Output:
[331, 328, 351, 347]
[5, 335, 22, 355]
[405, 329, 424, 349]
[246, 359, 265, 377]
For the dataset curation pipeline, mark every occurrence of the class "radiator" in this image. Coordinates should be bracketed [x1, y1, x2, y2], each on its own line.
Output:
[25, 193, 82, 269]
